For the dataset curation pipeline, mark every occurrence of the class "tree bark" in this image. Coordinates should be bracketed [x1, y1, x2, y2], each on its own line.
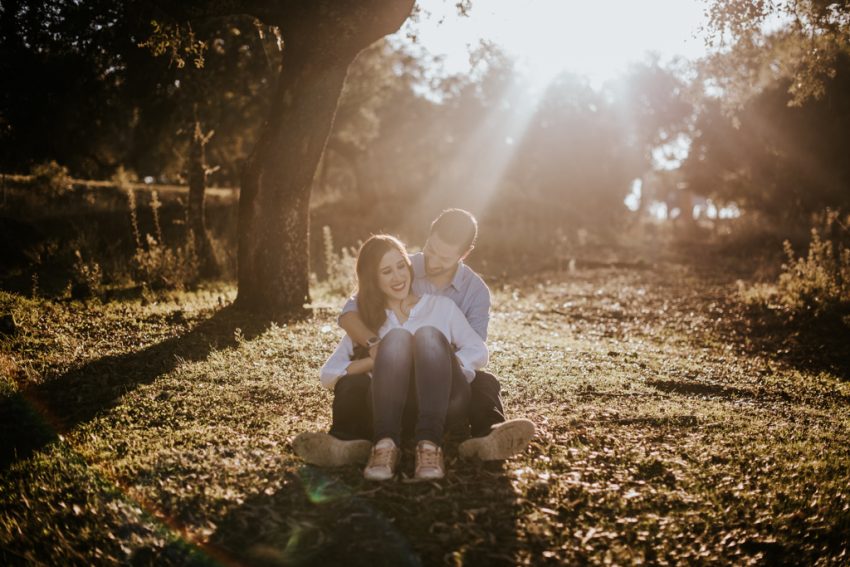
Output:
[234, 0, 414, 315]
[236, 49, 347, 312]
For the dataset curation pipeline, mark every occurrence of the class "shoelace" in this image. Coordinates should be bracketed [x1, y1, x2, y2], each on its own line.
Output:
[369, 446, 396, 468]
[417, 445, 441, 469]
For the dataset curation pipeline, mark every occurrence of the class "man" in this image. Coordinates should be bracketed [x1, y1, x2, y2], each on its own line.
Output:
[294, 209, 535, 466]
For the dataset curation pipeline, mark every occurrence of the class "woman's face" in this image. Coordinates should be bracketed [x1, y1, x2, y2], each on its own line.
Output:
[376, 248, 411, 302]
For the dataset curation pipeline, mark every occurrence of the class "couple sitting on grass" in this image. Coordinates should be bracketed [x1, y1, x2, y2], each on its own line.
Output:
[294, 209, 535, 481]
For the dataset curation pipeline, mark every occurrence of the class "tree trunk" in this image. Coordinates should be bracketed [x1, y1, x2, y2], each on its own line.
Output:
[233, 0, 415, 315]
[187, 120, 218, 277]
[235, 47, 354, 313]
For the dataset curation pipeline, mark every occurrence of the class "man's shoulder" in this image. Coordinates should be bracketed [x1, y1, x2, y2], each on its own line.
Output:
[459, 263, 490, 296]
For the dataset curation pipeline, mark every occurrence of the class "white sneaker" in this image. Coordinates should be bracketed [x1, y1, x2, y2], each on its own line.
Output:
[414, 441, 445, 480]
[458, 418, 536, 461]
[292, 432, 372, 467]
[363, 438, 400, 481]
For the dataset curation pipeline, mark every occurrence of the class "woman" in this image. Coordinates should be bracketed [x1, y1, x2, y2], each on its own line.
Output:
[321, 235, 488, 481]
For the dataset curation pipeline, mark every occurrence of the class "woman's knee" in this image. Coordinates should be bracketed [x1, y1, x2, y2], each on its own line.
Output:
[414, 326, 449, 349]
[380, 328, 413, 350]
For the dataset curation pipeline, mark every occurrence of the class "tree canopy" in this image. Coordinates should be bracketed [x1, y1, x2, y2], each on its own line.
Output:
[4, 0, 850, 309]
[703, 0, 850, 105]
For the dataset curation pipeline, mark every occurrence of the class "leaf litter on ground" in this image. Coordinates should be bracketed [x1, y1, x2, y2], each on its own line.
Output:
[1, 258, 849, 565]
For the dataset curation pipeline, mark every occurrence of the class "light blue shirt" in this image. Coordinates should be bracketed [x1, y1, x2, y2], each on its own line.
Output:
[340, 252, 492, 340]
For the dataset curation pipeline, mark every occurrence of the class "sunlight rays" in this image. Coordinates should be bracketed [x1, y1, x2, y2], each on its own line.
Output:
[407, 78, 543, 230]
[391, 0, 711, 235]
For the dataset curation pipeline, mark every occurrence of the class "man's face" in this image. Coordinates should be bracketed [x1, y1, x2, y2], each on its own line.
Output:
[423, 233, 467, 278]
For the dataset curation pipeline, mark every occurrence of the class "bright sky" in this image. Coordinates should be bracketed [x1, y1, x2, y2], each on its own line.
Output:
[396, 0, 710, 87]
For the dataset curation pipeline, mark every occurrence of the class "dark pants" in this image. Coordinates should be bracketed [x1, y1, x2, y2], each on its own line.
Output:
[468, 369, 505, 437]
[329, 332, 505, 442]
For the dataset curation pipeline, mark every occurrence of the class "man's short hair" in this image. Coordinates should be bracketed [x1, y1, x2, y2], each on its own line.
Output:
[430, 208, 478, 251]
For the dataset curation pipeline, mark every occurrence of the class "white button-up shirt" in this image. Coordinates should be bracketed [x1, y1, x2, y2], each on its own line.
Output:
[340, 252, 492, 340]
[320, 294, 488, 389]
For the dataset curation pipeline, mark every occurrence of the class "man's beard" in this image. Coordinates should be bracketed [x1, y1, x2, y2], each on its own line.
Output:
[425, 260, 451, 276]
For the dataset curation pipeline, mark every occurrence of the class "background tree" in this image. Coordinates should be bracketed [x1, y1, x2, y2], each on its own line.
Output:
[609, 58, 694, 218]
[0, 0, 139, 176]
[133, 15, 276, 186]
[684, 52, 850, 221]
[319, 38, 431, 205]
[505, 74, 642, 226]
[681, 1, 850, 221]
[311, 44, 700, 250]
[141, 15, 279, 277]
[0, 2, 276, 183]
[2, 0, 416, 313]
[703, 0, 850, 106]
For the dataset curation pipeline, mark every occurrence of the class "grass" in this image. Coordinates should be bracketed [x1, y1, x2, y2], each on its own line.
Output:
[1, 255, 850, 565]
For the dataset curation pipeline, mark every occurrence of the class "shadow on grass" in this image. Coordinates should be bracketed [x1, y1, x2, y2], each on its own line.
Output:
[724, 306, 850, 381]
[0, 305, 280, 471]
[180, 461, 522, 567]
[670, 240, 850, 381]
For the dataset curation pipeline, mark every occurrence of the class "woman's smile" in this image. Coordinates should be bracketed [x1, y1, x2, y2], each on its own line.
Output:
[377, 248, 413, 300]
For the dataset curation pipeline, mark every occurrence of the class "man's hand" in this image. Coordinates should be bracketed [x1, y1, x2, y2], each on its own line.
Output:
[345, 354, 374, 376]
[369, 344, 379, 360]
[339, 311, 375, 348]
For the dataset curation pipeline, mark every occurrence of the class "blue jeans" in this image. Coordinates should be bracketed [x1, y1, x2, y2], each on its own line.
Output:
[370, 326, 470, 446]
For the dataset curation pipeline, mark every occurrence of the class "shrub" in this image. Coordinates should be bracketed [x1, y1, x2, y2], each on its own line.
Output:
[29, 161, 72, 199]
[132, 234, 200, 291]
[70, 249, 103, 299]
[745, 210, 850, 320]
[110, 165, 136, 189]
[126, 188, 200, 291]
[317, 225, 357, 298]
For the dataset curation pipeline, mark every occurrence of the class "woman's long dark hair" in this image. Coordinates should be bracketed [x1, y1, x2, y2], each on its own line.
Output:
[355, 235, 414, 334]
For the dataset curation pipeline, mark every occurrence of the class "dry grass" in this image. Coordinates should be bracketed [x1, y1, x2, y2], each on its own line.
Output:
[1, 257, 849, 565]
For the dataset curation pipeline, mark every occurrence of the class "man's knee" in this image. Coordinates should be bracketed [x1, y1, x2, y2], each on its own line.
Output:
[334, 372, 370, 396]
[472, 370, 501, 395]
[331, 373, 372, 441]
